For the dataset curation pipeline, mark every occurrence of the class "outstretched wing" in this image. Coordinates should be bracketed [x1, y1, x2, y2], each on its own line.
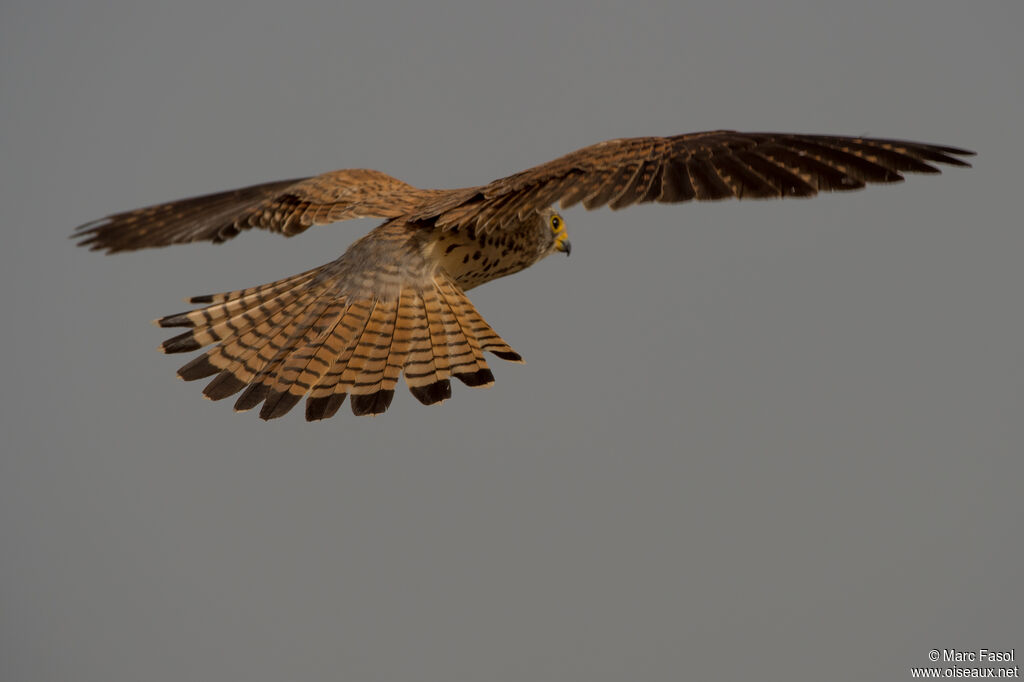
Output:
[74, 169, 450, 253]
[409, 131, 974, 231]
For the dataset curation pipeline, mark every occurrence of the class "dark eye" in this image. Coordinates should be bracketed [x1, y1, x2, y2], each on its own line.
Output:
[550, 216, 561, 230]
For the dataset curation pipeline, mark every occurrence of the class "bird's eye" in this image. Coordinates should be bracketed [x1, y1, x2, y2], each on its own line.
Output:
[550, 215, 561, 231]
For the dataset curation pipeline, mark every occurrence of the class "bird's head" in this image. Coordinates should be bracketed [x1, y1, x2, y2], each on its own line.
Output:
[540, 207, 571, 257]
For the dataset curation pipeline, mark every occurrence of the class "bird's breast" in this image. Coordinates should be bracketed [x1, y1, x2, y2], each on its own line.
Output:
[426, 224, 543, 290]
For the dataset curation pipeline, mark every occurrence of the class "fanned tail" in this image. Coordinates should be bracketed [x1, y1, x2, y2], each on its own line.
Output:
[302, 273, 523, 420]
[157, 268, 521, 420]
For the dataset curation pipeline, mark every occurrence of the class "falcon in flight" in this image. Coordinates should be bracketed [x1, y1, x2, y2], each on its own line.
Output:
[75, 131, 973, 420]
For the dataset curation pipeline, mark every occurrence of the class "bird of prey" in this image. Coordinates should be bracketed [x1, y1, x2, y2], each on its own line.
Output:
[74, 131, 973, 420]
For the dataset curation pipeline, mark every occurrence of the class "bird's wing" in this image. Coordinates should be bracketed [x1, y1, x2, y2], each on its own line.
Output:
[408, 131, 974, 232]
[73, 169, 451, 253]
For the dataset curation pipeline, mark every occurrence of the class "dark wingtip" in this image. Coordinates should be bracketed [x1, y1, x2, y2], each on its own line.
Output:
[909, 142, 975, 168]
[409, 380, 452, 405]
[454, 368, 495, 387]
[71, 218, 139, 255]
[73, 217, 110, 234]
[934, 144, 976, 158]
[350, 390, 395, 416]
[939, 153, 974, 168]
[70, 219, 109, 249]
[305, 394, 347, 421]
[189, 294, 216, 304]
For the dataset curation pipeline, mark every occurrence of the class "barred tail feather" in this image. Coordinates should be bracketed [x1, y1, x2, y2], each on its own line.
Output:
[401, 289, 451, 407]
[436, 283, 493, 387]
[158, 267, 521, 420]
[302, 301, 375, 420]
[338, 298, 399, 416]
[437, 278, 522, 363]
[156, 265, 325, 331]
[239, 297, 337, 420]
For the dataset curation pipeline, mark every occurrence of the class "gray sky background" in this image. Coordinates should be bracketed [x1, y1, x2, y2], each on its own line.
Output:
[2, 2, 1021, 681]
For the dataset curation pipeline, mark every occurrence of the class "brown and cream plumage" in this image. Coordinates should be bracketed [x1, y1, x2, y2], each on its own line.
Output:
[74, 131, 973, 420]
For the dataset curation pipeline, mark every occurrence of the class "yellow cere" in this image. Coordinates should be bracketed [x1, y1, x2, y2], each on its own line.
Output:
[550, 212, 571, 255]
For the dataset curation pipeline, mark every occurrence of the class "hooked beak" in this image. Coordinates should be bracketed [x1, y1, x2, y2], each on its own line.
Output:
[556, 238, 572, 256]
